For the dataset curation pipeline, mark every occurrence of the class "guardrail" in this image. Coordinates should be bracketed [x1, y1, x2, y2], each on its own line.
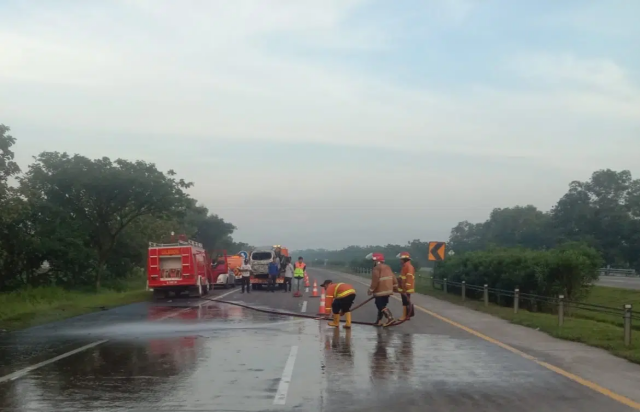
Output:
[599, 268, 638, 277]
[346, 266, 637, 347]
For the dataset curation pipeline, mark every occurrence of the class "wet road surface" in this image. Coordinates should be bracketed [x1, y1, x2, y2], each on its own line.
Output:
[1, 274, 638, 412]
[596, 275, 640, 290]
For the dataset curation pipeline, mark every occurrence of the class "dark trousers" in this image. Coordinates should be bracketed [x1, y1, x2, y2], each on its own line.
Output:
[241, 277, 251, 293]
[374, 296, 390, 321]
[401, 293, 411, 306]
[283, 277, 292, 292]
[268, 276, 278, 292]
[332, 294, 356, 314]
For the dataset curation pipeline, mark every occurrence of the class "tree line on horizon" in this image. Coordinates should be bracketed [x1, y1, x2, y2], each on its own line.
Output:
[0, 124, 249, 292]
[296, 168, 640, 300]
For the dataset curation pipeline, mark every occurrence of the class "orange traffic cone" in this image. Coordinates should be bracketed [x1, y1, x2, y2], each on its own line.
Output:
[305, 274, 310, 288]
[317, 289, 326, 315]
[310, 280, 319, 297]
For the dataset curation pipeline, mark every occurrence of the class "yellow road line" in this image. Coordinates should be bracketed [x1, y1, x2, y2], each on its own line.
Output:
[345, 273, 640, 410]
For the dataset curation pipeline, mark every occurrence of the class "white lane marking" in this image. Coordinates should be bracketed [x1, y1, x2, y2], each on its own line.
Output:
[273, 345, 299, 405]
[0, 340, 107, 383]
[301, 301, 307, 313]
[0, 288, 239, 384]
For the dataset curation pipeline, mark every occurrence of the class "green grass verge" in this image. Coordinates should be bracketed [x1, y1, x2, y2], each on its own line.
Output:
[0, 286, 151, 332]
[331, 267, 640, 364]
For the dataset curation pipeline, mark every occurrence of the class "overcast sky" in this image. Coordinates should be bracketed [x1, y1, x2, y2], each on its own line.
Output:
[1, 0, 639, 250]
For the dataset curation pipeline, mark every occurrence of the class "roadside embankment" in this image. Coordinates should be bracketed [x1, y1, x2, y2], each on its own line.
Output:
[0, 284, 150, 332]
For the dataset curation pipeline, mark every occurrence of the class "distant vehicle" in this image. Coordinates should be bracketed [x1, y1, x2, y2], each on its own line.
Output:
[249, 245, 289, 290]
[147, 236, 212, 299]
[210, 250, 241, 289]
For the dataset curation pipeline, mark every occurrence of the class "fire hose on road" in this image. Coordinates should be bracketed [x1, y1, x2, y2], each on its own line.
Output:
[203, 296, 409, 327]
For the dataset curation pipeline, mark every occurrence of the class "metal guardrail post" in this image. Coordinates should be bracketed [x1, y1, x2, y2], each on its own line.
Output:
[462, 281, 466, 301]
[483, 284, 488, 307]
[624, 304, 632, 347]
[558, 295, 564, 327]
[514, 289, 519, 314]
[443, 278, 448, 294]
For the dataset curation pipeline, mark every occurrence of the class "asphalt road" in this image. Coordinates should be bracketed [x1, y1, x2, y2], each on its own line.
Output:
[0, 270, 638, 412]
[596, 275, 640, 290]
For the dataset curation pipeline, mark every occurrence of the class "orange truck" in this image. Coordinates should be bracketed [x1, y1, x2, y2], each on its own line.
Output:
[147, 237, 213, 299]
[210, 250, 243, 289]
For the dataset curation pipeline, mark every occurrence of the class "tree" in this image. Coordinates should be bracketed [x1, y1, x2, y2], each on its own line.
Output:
[0, 125, 41, 290]
[448, 206, 555, 253]
[552, 169, 640, 269]
[20, 152, 193, 289]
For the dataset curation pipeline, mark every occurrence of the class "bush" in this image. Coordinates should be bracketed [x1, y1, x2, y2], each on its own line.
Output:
[433, 243, 602, 302]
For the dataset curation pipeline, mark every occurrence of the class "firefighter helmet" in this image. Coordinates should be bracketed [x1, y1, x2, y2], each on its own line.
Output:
[365, 252, 385, 262]
[397, 252, 411, 260]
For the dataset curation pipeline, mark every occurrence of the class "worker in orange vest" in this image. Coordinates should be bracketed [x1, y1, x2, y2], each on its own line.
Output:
[321, 280, 356, 328]
[396, 252, 415, 321]
[293, 257, 306, 293]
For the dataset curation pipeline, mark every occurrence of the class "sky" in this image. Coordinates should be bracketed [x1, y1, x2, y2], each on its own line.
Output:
[1, 0, 639, 250]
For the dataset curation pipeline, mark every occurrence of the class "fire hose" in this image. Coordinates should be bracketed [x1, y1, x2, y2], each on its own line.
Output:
[204, 296, 409, 327]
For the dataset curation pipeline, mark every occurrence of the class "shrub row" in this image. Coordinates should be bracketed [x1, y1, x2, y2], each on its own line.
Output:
[433, 242, 602, 302]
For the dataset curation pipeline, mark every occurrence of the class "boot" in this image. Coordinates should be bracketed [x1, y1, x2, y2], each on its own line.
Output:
[375, 312, 384, 327]
[343, 312, 352, 329]
[382, 308, 395, 327]
[398, 306, 407, 321]
[328, 313, 340, 327]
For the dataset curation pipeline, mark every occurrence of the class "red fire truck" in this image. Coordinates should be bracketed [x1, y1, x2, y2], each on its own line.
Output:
[147, 237, 212, 299]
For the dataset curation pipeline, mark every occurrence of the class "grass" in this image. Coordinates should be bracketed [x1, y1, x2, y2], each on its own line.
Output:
[334, 266, 640, 364]
[0, 276, 151, 331]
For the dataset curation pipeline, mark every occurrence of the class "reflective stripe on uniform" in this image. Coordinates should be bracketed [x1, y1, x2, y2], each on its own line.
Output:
[333, 283, 356, 299]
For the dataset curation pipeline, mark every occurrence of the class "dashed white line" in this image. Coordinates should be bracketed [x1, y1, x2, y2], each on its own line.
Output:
[300, 301, 307, 313]
[273, 345, 299, 405]
[0, 288, 239, 384]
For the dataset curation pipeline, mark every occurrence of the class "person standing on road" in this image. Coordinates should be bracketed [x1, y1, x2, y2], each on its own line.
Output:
[268, 257, 280, 292]
[240, 258, 252, 294]
[366, 252, 397, 327]
[321, 280, 356, 328]
[284, 257, 294, 292]
[293, 257, 306, 293]
[396, 252, 415, 322]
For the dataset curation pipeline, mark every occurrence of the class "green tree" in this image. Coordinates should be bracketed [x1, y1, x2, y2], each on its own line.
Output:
[552, 169, 640, 269]
[20, 152, 193, 289]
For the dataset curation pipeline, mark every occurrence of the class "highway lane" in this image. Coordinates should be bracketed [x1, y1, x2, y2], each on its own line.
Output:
[0, 275, 638, 412]
[596, 275, 640, 290]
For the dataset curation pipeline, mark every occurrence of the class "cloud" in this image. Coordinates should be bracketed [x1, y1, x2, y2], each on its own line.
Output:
[1, 0, 640, 248]
[508, 52, 638, 98]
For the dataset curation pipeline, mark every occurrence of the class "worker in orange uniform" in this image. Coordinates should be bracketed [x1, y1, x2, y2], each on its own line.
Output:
[321, 280, 356, 328]
[396, 252, 415, 321]
[366, 252, 398, 326]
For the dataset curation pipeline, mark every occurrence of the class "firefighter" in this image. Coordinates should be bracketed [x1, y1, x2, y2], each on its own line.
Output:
[366, 252, 398, 326]
[396, 251, 415, 321]
[321, 280, 356, 328]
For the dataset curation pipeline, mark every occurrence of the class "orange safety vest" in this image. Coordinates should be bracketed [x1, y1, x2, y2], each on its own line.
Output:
[398, 262, 415, 293]
[325, 282, 356, 299]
